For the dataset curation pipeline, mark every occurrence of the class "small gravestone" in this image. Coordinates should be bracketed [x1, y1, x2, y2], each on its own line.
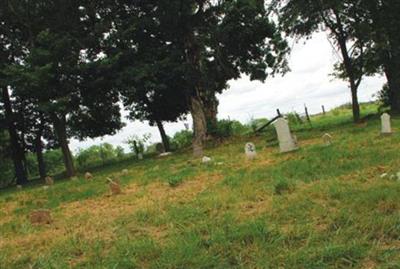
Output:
[322, 133, 333, 146]
[121, 169, 129, 176]
[274, 118, 298, 153]
[202, 156, 212, 163]
[45, 176, 54, 186]
[381, 113, 392, 134]
[16, 185, 22, 190]
[107, 178, 121, 195]
[30, 210, 52, 225]
[138, 153, 143, 160]
[85, 172, 93, 181]
[244, 143, 257, 160]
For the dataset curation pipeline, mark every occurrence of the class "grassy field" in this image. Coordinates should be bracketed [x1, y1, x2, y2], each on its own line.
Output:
[1, 104, 400, 269]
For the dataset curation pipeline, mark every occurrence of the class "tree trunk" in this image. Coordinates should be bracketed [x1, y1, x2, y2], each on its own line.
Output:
[1, 87, 28, 185]
[34, 131, 46, 180]
[52, 114, 75, 177]
[202, 92, 219, 137]
[332, 11, 361, 123]
[156, 120, 170, 152]
[384, 58, 400, 114]
[190, 94, 207, 158]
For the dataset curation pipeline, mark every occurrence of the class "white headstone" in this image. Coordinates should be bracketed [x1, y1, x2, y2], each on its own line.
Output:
[322, 133, 333, 146]
[138, 153, 143, 160]
[244, 143, 257, 160]
[381, 113, 392, 134]
[202, 156, 212, 163]
[274, 118, 298, 153]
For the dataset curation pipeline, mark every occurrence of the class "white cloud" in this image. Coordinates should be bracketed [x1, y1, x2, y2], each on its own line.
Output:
[70, 32, 385, 152]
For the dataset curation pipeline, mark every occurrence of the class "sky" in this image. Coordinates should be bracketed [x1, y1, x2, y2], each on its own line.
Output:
[70, 32, 385, 153]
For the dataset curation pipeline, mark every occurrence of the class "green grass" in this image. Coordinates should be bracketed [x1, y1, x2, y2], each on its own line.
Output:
[1, 104, 400, 268]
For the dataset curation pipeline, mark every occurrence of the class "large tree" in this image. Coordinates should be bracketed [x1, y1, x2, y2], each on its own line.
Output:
[353, 0, 400, 113]
[272, 0, 368, 122]
[2, 1, 124, 178]
[106, 0, 288, 157]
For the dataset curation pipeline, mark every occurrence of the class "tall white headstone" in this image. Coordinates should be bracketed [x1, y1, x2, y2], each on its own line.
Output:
[274, 118, 298, 153]
[244, 142, 257, 160]
[381, 113, 392, 134]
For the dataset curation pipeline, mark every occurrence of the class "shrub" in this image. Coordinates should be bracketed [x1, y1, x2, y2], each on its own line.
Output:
[170, 130, 193, 150]
[168, 176, 183, 187]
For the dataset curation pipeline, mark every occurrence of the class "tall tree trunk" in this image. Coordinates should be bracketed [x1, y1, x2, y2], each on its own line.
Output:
[34, 128, 46, 180]
[184, 29, 208, 157]
[202, 92, 219, 137]
[190, 94, 207, 158]
[1, 87, 27, 185]
[332, 11, 361, 123]
[52, 114, 75, 177]
[155, 120, 170, 152]
[384, 56, 400, 114]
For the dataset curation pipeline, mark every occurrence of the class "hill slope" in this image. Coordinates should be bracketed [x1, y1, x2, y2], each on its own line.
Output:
[1, 107, 400, 268]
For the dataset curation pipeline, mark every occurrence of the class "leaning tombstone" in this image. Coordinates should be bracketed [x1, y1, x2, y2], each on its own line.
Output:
[30, 210, 52, 225]
[45, 176, 54, 186]
[381, 113, 392, 135]
[107, 178, 121, 195]
[244, 143, 257, 160]
[322, 133, 333, 146]
[274, 118, 299, 153]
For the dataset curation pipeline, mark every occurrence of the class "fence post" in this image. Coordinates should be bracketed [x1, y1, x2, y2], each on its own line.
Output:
[304, 104, 311, 125]
[277, 109, 281, 117]
[322, 105, 326, 115]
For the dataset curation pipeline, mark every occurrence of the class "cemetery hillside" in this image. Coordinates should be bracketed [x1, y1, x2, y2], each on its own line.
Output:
[1, 1, 400, 268]
[1, 103, 400, 268]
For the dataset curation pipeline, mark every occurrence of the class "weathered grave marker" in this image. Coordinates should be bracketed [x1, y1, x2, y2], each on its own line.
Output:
[274, 118, 298, 153]
[245, 142, 257, 160]
[85, 172, 93, 181]
[322, 133, 333, 146]
[45, 176, 54, 186]
[381, 113, 392, 135]
[202, 156, 212, 163]
[121, 169, 129, 176]
[30, 210, 52, 225]
[107, 178, 121, 195]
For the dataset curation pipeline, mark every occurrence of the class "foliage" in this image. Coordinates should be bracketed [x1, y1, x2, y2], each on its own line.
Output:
[167, 176, 184, 188]
[377, 84, 391, 110]
[170, 130, 193, 150]
[125, 134, 151, 155]
[75, 143, 126, 169]
[285, 112, 303, 126]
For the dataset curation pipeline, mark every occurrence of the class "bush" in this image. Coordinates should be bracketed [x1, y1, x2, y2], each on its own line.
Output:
[75, 143, 125, 169]
[377, 83, 390, 111]
[285, 112, 303, 126]
[168, 176, 183, 187]
[170, 130, 193, 150]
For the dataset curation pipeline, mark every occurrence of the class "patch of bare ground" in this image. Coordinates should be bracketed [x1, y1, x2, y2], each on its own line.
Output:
[1, 172, 223, 256]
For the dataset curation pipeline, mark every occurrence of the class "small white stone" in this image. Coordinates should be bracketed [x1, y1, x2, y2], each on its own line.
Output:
[245, 142, 257, 160]
[121, 169, 129, 175]
[159, 152, 172, 157]
[380, 173, 388, 178]
[381, 113, 392, 134]
[42, 186, 49, 190]
[202, 156, 212, 163]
